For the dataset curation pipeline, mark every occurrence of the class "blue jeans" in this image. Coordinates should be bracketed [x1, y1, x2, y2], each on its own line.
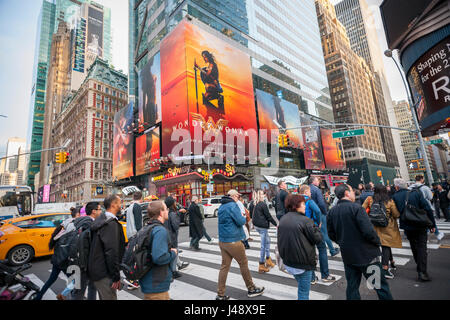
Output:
[255, 227, 271, 263]
[202, 224, 212, 241]
[320, 214, 337, 255]
[294, 271, 313, 300]
[344, 262, 393, 300]
[311, 239, 329, 280]
[34, 265, 66, 300]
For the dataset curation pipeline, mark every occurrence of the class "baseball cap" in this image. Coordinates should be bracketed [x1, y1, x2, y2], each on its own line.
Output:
[227, 189, 241, 197]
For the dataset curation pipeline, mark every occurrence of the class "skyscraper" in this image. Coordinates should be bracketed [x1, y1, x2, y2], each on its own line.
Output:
[334, 0, 409, 180]
[27, 0, 111, 189]
[128, 0, 339, 195]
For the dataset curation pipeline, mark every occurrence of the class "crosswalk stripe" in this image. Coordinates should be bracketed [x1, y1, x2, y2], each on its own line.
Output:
[179, 247, 342, 286]
[186, 241, 411, 267]
[24, 274, 57, 300]
[178, 260, 330, 300]
[170, 279, 236, 300]
[249, 233, 442, 250]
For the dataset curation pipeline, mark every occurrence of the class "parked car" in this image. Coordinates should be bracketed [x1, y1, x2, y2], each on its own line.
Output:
[201, 197, 222, 218]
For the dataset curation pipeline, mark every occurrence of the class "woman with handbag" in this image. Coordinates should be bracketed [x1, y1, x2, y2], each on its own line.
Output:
[362, 184, 402, 279]
[252, 189, 278, 273]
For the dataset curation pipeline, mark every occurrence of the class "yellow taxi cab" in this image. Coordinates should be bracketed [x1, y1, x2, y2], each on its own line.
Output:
[0, 213, 128, 266]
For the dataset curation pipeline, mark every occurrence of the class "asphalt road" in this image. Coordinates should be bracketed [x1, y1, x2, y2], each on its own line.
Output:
[17, 209, 450, 300]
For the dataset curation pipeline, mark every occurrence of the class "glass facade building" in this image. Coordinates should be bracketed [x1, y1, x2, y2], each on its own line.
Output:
[27, 0, 112, 189]
[129, 0, 332, 123]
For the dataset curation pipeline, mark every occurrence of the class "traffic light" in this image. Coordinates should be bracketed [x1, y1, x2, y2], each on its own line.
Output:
[62, 152, 69, 163]
[278, 135, 284, 147]
[55, 152, 62, 163]
[284, 135, 290, 147]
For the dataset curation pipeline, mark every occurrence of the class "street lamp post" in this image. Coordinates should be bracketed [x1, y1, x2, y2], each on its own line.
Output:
[384, 49, 434, 184]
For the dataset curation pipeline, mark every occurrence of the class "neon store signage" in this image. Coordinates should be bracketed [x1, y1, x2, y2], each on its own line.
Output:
[202, 164, 236, 181]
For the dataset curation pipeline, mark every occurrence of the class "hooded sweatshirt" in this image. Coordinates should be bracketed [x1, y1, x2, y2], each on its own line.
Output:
[218, 196, 246, 243]
[87, 212, 125, 282]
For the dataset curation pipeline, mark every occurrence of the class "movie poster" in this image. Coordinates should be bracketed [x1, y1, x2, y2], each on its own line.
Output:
[138, 52, 161, 127]
[136, 127, 160, 176]
[301, 115, 325, 170]
[87, 7, 103, 57]
[256, 89, 303, 148]
[113, 103, 134, 180]
[320, 128, 345, 170]
[160, 20, 258, 156]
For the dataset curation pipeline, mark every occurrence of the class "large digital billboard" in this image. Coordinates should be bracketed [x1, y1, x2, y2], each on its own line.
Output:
[320, 128, 345, 170]
[160, 21, 258, 156]
[87, 7, 103, 57]
[113, 103, 134, 180]
[136, 127, 161, 176]
[73, 18, 86, 72]
[138, 52, 162, 127]
[255, 89, 303, 148]
[407, 37, 450, 137]
[301, 115, 325, 170]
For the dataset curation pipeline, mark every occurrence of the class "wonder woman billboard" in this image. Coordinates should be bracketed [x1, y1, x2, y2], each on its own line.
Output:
[320, 128, 345, 170]
[138, 52, 161, 127]
[160, 20, 258, 156]
[301, 115, 325, 170]
[256, 89, 303, 148]
[113, 103, 134, 180]
[136, 127, 160, 176]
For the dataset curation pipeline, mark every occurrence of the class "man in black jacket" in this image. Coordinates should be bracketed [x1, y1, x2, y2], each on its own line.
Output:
[392, 178, 436, 281]
[88, 195, 126, 300]
[437, 184, 450, 222]
[188, 196, 204, 250]
[275, 180, 289, 221]
[327, 184, 393, 300]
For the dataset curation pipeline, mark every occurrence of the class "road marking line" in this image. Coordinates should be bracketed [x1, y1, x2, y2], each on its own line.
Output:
[24, 274, 57, 300]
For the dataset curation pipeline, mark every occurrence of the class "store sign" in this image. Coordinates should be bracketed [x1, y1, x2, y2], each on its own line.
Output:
[408, 37, 450, 136]
[202, 164, 235, 181]
[122, 186, 141, 196]
[264, 175, 308, 186]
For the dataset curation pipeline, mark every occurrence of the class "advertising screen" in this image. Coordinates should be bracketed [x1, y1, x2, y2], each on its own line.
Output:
[160, 20, 258, 156]
[138, 52, 161, 127]
[87, 7, 103, 57]
[113, 103, 134, 180]
[256, 89, 303, 148]
[407, 37, 450, 137]
[320, 128, 345, 170]
[301, 116, 325, 170]
[73, 18, 86, 72]
[136, 127, 161, 176]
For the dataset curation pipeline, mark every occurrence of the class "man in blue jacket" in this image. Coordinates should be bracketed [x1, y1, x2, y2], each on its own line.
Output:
[309, 176, 340, 257]
[139, 201, 177, 300]
[392, 178, 436, 282]
[216, 189, 265, 300]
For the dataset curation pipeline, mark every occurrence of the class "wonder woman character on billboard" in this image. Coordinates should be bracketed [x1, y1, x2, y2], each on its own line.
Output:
[194, 50, 224, 111]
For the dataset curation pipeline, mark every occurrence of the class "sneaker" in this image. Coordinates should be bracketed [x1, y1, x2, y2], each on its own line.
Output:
[248, 237, 254, 242]
[178, 262, 190, 270]
[208, 238, 215, 244]
[330, 247, 340, 257]
[173, 271, 182, 279]
[321, 275, 336, 282]
[194, 247, 202, 251]
[248, 286, 265, 298]
[310, 278, 317, 285]
[56, 294, 66, 301]
[418, 272, 431, 282]
[390, 261, 397, 270]
[384, 269, 394, 279]
[437, 232, 445, 241]
[216, 295, 230, 300]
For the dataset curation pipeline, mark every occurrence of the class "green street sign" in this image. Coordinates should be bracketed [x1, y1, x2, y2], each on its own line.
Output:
[426, 138, 443, 145]
[332, 128, 365, 139]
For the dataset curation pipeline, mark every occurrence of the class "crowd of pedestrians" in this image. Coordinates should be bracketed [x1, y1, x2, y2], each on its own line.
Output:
[33, 174, 448, 300]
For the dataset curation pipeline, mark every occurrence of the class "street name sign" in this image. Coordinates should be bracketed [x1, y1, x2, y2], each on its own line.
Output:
[332, 128, 365, 139]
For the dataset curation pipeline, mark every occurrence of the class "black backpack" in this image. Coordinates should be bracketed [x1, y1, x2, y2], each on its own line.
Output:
[120, 222, 162, 281]
[368, 201, 389, 227]
[51, 230, 78, 271]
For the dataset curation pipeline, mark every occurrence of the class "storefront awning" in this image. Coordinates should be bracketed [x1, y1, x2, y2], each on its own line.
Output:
[153, 172, 204, 186]
[264, 175, 308, 186]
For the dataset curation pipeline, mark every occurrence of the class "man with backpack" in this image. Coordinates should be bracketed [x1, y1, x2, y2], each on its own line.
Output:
[137, 201, 177, 300]
[126, 191, 143, 239]
[392, 178, 436, 282]
[69, 202, 102, 300]
[87, 195, 126, 300]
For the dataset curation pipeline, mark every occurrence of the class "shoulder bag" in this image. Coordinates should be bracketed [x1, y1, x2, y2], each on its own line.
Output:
[402, 190, 433, 228]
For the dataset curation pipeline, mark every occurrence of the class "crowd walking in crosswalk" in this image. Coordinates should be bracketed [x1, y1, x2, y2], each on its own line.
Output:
[11, 176, 450, 300]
